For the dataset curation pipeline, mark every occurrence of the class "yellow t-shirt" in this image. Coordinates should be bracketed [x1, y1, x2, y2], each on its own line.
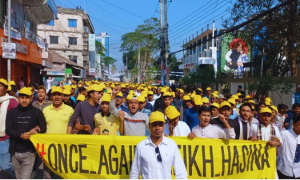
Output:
[43, 103, 74, 134]
[94, 112, 120, 135]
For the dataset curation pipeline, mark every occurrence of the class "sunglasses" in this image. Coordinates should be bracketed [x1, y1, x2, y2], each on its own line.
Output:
[151, 121, 164, 127]
[155, 147, 162, 162]
[116, 96, 122, 99]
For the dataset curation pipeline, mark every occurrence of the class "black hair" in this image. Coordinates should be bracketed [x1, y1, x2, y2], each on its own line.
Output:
[258, 102, 266, 106]
[292, 103, 300, 109]
[78, 87, 86, 93]
[278, 104, 288, 111]
[0, 82, 8, 89]
[11, 85, 17, 93]
[163, 95, 171, 99]
[47, 89, 52, 99]
[292, 114, 300, 124]
[195, 89, 202, 95]
[198, 106, 211, 115]
[87, 90, 95, 98]
[240, 102, 252, 110]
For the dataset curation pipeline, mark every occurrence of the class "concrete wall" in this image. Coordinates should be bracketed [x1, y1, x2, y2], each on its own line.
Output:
[269, 84, 296, 108]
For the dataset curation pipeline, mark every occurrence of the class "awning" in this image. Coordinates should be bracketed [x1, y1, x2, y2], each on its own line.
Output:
[48, 50, 83, 68]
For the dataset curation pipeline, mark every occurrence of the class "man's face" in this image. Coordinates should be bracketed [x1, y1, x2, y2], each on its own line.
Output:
[293, 121, 300, 135]
[63, 94, 71, 103]
[198, 111, 211, 127]
[128, 99, 139, 113]
[156, 89, 161, 95]
[293, 107, 300, 115]
[121, 88, 126, 93]
[18, 95, 32, 107]
[52, 93, 63, 106]
[149, 121, 164, 138]
[138, 101, 146, 110]
[0, 84, 7, 96]
[259, 113, 271, 126]
[169, 117, 179, 128]
[179, 92, 184, 99]
[148, 94, 153, 101]
[207, 90, 211, 95]
[211, 107, 219, 117]
[220, 106, 232, 120]
[163, 97, 171, 107]
[211, 97, 218, 103]
[115, 96, 122, 105]
[101, 101, 109, 113]
[91, 91, 101, 104]
[71, 88, 75, 94]
[82, 90, 87, 97]
[239, 106, 251, 120]
[259, 104, 266, 109]
[37, 89, 46, 101]
[271, 110, 277, 120]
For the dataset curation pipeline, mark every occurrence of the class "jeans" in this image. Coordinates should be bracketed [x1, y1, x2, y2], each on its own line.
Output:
[11, 152, 36, 179]
[0, 139, 15, 177]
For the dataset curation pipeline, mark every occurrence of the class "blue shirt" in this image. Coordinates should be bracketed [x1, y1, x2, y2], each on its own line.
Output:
[139, 108, 152, 117]
[71, 96, 76, 103]
[144, 102, 153, 112]
[183, 108, 199, 131]
[117, 105, 129, 113]
[230, 109, 238, 119]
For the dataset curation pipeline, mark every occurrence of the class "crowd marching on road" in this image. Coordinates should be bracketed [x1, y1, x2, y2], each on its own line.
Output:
[0, 78, 300, 179]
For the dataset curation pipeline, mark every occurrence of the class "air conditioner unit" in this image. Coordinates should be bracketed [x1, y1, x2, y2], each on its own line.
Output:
[66, 73, 72, 78]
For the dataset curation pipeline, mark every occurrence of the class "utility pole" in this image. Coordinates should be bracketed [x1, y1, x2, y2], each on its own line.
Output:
[160, 0, 164, 86]
[261, 48, 264, 76]
[7, 0, 11, 81]
[137, 43, 140, 83]
[212, 20, 215, 47]
[164, 0, 169, 86]
[126, 52, 128, 79]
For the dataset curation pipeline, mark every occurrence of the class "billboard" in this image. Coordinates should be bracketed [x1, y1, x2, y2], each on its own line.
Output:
[88, 34, 95, 51]
[221, 33, 251, 75]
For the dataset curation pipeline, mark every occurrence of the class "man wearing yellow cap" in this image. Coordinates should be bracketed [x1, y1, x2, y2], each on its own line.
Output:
[137, 96, 152, 117]
[63, 89, 76, 109]
[237, 85, 245, 100]
[32, 86, 51, 111]
[210, 102, 220, 120]
[204, 87, 212, 101]
[153, 87, 161, 101]
[153, 87, 166, 111]
[173, 89, 184, 111]
[164, 106, 190, 137]
[6, 87, 46, 179]
[130, 111, 187, 179]
[147, 91, 155, 107]
[183, 95, 202, 130]
[115, 92, 129, 113]
[180, 95, 193, 121]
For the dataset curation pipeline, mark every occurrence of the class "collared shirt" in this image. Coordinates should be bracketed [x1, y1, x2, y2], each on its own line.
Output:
[164, 121, 191, 136]
[94, 112, 120, 135]
[183, 108, 199, 130]
[43, 103, 74, 134]
[130, 136, 187, 179]
[153, 94, 161, 100]
[139, 108, 151, 116]
[33, 100, 51, 111]
[250, 124, 282, 143]
[277, 129, 300, 178]
[192, 124, 236, 139]
[275, 114, 286, 131]
[148, 100, 155, 107]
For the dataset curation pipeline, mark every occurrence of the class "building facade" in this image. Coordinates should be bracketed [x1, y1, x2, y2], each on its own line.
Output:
[96, 32, 109, 57]
[37, 7, 94, 72]
[0, 0, 57, 86]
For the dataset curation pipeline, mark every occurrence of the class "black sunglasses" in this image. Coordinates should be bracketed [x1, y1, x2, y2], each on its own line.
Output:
[155, 147, 162, 162]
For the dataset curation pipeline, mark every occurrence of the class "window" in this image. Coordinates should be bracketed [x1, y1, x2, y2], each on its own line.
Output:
[47, 20, 54, 26]
[69, 37, 77, 45]
[68, 19, 77, 27]
[50, 36, 58, 44]
[70, 56, 78, 64]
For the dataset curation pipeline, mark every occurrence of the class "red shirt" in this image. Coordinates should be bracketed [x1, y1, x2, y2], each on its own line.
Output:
[0, 98, 19, 141]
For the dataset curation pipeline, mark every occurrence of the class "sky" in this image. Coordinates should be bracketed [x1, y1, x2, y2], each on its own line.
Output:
[55, 0, 234, 71]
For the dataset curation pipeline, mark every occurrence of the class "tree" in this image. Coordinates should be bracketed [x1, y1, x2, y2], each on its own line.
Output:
[95, 41, 106, 57]
[223, 0, 300, 76]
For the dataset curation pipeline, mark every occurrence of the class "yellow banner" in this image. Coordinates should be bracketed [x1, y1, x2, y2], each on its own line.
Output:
[30, 134, 276, 179]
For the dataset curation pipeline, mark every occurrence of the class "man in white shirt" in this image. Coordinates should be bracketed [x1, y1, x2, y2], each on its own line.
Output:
[188, 106, 236, 139]
[130, 111, 187, 179]
[153, 88, 161, 100]
[43, 76, 54, 93]
[277, 114, 300, 178]
[164, 106, 190, 137]
[147, 91, 155, 107]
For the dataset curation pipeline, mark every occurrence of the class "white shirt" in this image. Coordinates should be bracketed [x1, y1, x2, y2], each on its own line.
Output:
[153, 94, 161, 100]
[250, 124, 282, 143]
[275, 114, 286, 131]
[277, 129, 300, 178]
[130, 136, 187, 179]
[147, 100, 155, 107]
[44, 78, 54, 93]
[192, 124, 236, 139]
[250, 117, 259, 125]
[164, 121, 191, 137]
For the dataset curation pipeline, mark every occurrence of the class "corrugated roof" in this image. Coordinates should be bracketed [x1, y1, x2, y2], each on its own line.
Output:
[48, 50, 83, 68]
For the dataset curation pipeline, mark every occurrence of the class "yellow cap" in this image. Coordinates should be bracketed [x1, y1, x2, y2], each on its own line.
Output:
[76, 94, 85, 101]
[51, 87, 63, 94]
[8, 81, 16, 86]
[78, 84, 82, 88]
[265, 97, 272, 102]
[211, 93, 219, 98]
[149, 111, 165, 124]
[213, 91, 218, 94]
[236, 93, 242, 97]
[210, 102, 220, 109]
[269, 105, 278, 113]
[197, 88, 203, 92]
[259, 107, 272, 114]
[247, 100, 255, 104]
[63, 89, 71, 95]
[160, 88, 167, 93]
[137, 96, 146, 102]
[245, 95, 252, 100]
[202, 97, 209, 103]
[183, 95, 191, 101]
[64, 85, 71, 90]
[147, 91, 154, 95]
[231, 95, 239, 100]
[88, 84, 103, 92]
[165, 106, 180, 120]
[178, 89, 184, 93]
[265, 101, 271, 106]
[121, 84, 126, 88]
[116, 92, 123, 97]
[101, 93, 111, 102]
[206, 87, 211, 91]
[163, 92, 172, 97]
[71, 85, 76, 89]
[0, 78, 8, 86]
[219, 101, 232, 109]
[106, 89, 112, 94]
[171, 92, 175, 98]
[19, 87, 32, 96]
[193, 95, 203, 105]
[127, 94, 133, 100]
[7, 85, 11, 91]
[228, 98, 236, 105]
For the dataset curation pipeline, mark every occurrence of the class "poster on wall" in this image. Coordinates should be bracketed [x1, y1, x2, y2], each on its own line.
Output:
[2, 42, 16, 59]
[221, 33, 251, 75]
[88, 34, 95, 51]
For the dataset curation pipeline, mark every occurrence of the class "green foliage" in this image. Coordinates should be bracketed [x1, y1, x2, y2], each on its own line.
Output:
[103, 56, 116, 65]
[95, 41, 106, 57]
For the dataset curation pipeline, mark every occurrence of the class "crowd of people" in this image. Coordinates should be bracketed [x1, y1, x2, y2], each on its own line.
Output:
[0, 77, 300, 179]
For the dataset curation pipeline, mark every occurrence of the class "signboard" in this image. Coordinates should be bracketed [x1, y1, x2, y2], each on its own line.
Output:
[88, 34, 95, 51]
[2, 42, 16, 59]
[42, 52, 48, 58]
[4, 17, 21, 40]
